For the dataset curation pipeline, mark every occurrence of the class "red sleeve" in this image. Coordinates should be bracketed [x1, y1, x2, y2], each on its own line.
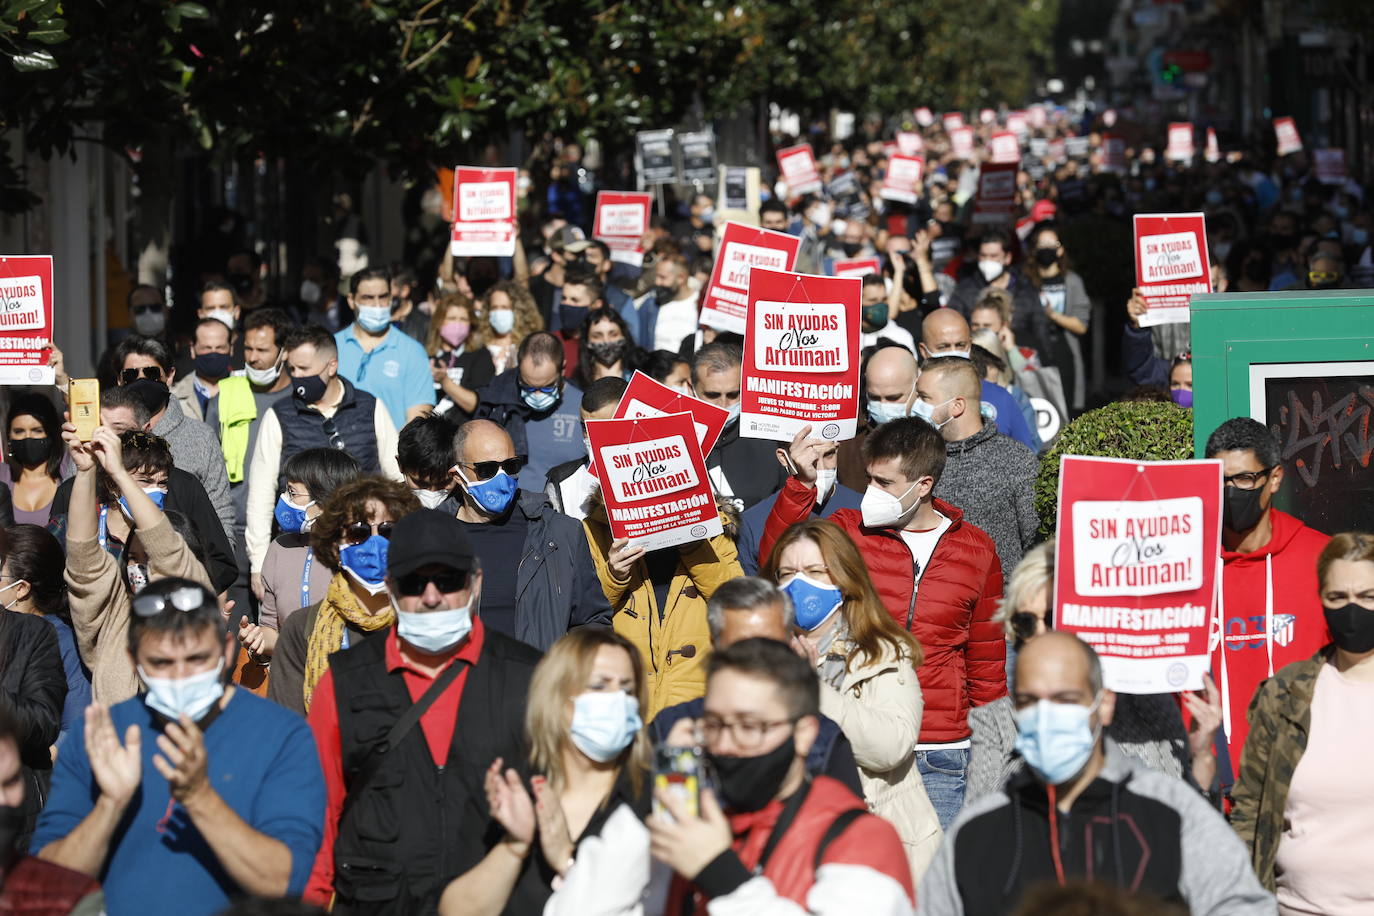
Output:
[304, 669, 344, 905]
[758, 477, 818, 567]
[965, 546, 1008, 707]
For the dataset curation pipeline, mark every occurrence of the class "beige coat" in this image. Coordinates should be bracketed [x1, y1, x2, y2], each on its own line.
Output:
[817, 640, 943, 884]
[66, 515, 216, 704]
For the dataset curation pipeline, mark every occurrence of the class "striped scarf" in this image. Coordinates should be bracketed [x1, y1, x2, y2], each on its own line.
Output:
[302, 572, 395, 710]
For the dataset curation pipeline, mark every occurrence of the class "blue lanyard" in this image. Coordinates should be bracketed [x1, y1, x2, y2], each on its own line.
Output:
[97, 506, 108, 552]
[300, 547, 315, 610]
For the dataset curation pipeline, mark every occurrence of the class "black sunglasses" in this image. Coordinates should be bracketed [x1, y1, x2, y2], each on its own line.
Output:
[118, 367, 164, 385]
[462, 456, 527, 481]
[133, 585, 210, 618]
[321, 417, 346, 451]
[1010, 609, 1052, 642]
[131, 304, 163, 316]
[395, 570, 469, 597]
[343, 521, 395, 545]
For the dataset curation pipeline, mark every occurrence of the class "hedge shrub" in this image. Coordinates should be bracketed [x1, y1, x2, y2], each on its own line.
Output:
[1035, 400, 1195, 540]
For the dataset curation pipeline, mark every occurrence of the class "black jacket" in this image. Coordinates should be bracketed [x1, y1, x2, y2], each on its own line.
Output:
[706, 420, 789, 513]
[49, 468, 239, 594]
[1, 611, 66, 850]
[948, 269, 1054, 358]
[329, 626, 545, 916]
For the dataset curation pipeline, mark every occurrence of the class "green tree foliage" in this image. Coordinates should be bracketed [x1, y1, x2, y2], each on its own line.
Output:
[1034, 401, 1196, 540]
[0, 0, 1058, 205]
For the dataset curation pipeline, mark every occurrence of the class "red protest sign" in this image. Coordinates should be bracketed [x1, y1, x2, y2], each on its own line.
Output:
[700, 222, 801, 335]
[989, 131, 1020, 164]
[1006, 111, 1029, 137]
[1133, 212, 1210, 327]
[1054, 455, 1223, 694]
[1029, 105, 1048, 129]
[1166, 122, 1194, 162]
[914, 107, 934, 127]
[1314, 148, 1347, 185]
[449, 167, 517, 256]
[587, 411, 722, 551]
[972, 161, 1017, 225]
[895, 131, 923, 156]
[831, 257, 881, 279]
[949, 126, 975, 160]
[1273, 117, 1303, 156]
[775, 143, 822, 195]
[615, 370, 729, 460]
[0, 255, 54, 385]
[741, 268, 861, 443]
[942, 112, 965, 133]
[880, 155, 924, 204]
[1205, 128, 1221, 163]
[593, 191, 653, 267]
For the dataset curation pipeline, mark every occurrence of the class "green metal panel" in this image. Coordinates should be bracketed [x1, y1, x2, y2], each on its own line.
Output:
[1189, 289, 1374, 457]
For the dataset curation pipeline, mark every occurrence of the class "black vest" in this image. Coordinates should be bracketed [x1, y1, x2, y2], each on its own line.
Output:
[328, 629, 543, 916]
[272, 378, 382, 484]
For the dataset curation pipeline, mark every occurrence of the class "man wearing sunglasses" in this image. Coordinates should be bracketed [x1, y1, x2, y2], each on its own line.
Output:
[109, 335, 236, 546]
[1204, 418, 1331, 783]
[473, 331, 585, 491]
[304, 511, 546, 914]
[443, 419, 609, 650]
[34, 578, 326, 916]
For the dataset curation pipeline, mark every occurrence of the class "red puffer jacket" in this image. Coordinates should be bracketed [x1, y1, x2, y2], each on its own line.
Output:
[762, 478, 1007, 743]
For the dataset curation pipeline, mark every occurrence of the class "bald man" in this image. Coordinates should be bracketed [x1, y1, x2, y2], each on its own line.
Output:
[834, 344, 922, 492]
[919, 310, 1038, 451]
[919, 357, 1038, 576]
[919, 632, 1270, 916]
[444, 419, 610, 649]
[945, 228, 1054, 358]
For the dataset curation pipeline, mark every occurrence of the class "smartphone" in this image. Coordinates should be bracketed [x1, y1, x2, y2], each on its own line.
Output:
[69, 378, 100, 441]
[654, 744, 707, 822]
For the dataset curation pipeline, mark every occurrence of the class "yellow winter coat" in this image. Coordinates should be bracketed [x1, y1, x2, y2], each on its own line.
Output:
[584, 518, 742, 719]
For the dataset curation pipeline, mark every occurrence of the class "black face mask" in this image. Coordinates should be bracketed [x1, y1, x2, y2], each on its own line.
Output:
[652, 284, 678, 304]
[1034, 247, 1060, 268]
[1323, 603, 1374, 654]
[125, 378, 170, 416]
[1223, 485, 1266, 533]
[291, 372, 329, 405]
[707, 730, 797, 812]
[588, 339, 627, 367]
[558, 303, 589, 331]
[0, 804, 21, 863]
[193, 351, 232, 381]
[1242, 259, 1269, 284]
[9, 437, 49, 467]
[841, 241, 864, 257]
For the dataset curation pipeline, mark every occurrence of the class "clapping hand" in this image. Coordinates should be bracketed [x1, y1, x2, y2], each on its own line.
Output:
[85, 705, 142, 809]
[484, 758, 536, 855]
[531, 775, 576, 876]
[151, 715, 211, 804]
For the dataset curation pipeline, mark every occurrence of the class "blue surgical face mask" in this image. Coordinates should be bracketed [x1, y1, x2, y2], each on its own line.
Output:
[867, 399, 911, 426]
[138, 658, 225, 722]
[339, 535, 390, 594]
[458, 468, 518, 515]
[1013, 695, 1102, 785]
[724, 402, 741, 426]
[569, 690, 643, 763]
[118, 487, 168, 519]
[782, 573, 844, 631]
[912, 396, 956, 430]
[522, 386, 559, 412]
[488, 309, 515, 335]
[396, 590, 476, 654]
[274, 493, 314, 533]
[1349, 227, 1369, 247]
[357, 304, 393, 333]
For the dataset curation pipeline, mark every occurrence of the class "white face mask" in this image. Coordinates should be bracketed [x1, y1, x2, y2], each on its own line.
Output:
[245, 357, 283, 387]
[860, 479, 921, 528]
[133, 309, 167, 337]
[815, 467, 837, 503]
[204, 308, 236, 332]
[413, 488, 450, 510]
[977, 259, 1005, 283]
[928, 347, 971, 362]
[0, 578, 24, 610]
[809, 204, 833, 227]
[912, 396, 957, 429]
[300, 279, 322, 306]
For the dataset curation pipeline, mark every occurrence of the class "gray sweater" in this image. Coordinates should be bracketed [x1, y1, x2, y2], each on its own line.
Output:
[933, 421, 1039, 577]
[153, 400, 235, 542]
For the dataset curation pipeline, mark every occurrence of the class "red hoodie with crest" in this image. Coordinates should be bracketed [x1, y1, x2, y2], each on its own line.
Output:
[1211, 508, 1330, 776]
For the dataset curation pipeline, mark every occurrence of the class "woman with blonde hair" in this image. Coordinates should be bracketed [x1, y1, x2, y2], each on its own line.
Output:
[268, 477, 419, 714]
[439, 628, 656, 915]
[426, 292, 496, 419]
[474, 280, 544, 375]
[764, 518, 941, 881]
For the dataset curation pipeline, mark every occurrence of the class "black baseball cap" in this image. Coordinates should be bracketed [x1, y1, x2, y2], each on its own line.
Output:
[386, 510, 476, 578]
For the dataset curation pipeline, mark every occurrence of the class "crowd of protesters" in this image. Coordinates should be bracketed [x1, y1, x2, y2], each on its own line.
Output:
[0, 104, 1368, 916]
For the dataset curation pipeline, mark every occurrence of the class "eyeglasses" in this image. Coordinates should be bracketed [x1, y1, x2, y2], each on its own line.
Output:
[1223, 467, 1274, 490]
[320, 417, 346, 451]
[131, 304, 162, 317]
[518, 382, 560, 395]
[133, 585, 209, 618]
[699, 714, 795, 752]
[460, 456, 527, 481]
[1010, 609, 1051, 642]
[118, 367, 164, 386]
[343, 520, 395, 545]
[395, 570, 469, 597]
